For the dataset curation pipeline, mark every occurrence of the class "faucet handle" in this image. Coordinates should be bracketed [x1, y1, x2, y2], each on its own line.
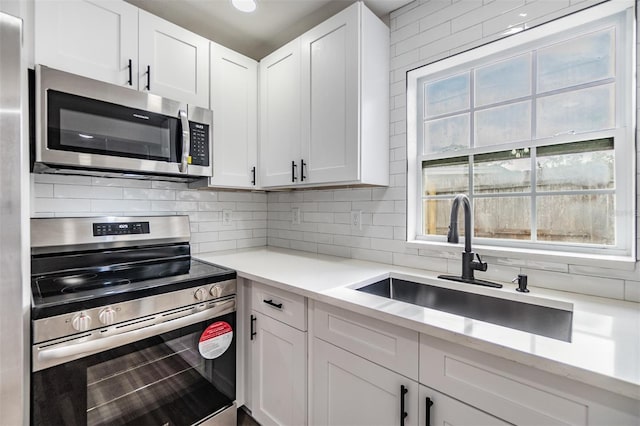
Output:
[473, 253, 488, 271]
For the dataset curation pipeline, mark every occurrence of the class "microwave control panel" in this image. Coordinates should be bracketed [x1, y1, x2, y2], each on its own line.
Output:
[189, 122, 210, 166]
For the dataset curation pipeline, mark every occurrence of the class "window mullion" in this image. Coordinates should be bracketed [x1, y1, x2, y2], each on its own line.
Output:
[531, 49, 538, 243]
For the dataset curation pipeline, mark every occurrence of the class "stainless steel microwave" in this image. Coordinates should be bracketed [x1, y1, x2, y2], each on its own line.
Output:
[34, 65, 212, 181]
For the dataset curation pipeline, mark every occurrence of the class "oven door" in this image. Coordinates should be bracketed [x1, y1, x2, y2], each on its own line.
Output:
[31, 311, 236, 426]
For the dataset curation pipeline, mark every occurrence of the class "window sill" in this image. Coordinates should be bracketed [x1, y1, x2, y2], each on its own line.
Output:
[406, 239, 637, 271]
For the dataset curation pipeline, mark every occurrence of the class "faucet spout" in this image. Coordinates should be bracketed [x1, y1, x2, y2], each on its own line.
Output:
[448, 194, 472, 253]
[438, 194, 503, 288]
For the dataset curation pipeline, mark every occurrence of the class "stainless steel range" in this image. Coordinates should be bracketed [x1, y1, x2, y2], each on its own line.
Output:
[30, 215, 237, 426]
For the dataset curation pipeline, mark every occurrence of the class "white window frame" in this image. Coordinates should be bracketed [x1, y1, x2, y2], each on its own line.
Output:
[406, 1, 637, 267]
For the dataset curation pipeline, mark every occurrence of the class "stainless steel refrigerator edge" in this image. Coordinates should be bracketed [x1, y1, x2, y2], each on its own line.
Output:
[0, 10, 29, 426]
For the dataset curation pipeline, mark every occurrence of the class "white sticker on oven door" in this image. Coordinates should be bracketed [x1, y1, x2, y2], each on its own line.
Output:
[199, 321, 233, 359]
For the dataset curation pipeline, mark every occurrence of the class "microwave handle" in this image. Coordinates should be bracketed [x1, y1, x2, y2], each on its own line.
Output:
[179, 109, 190, 173]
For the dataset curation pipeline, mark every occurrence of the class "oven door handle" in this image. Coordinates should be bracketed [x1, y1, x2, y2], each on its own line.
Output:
[34, 299, 235, 372]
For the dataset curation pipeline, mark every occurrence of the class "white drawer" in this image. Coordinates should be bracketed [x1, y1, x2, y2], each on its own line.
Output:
[420, 334, 588, 426]
[313, 301, 419, 379]
[251, 282, 307, 331]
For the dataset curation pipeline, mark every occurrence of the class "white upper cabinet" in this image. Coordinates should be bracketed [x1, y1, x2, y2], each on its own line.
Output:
[300, 3, 359, 184]
[207, 42, 258, 189]
[259, 38, 302, 187]
[35, 0, 138, 88]
[35, 0, 209, 108]
[138, 10, 209, 108]
[260, 2, 389, 188]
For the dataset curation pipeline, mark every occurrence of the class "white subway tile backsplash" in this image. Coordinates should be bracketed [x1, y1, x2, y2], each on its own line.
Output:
[92, 177, 151, 188]
[151, 181, 188, 190]
[395, 0, 452, 30]
[303, 212, 334, 223]
[303, 190, 334, 202]
[334, 188, 372, 201]
[176, 190, 217, 201]
[238, 238, 267, 249]
[522, 269, 625, 299]
[200, 240, 237, 252]
[54, 184, 122, 199]
[451, 0, 523, 33]
[124, 188, 175, 200]
[372, 213, 405, 227]
[91, 199, 149, 212]
[318, 244, 351, 258]
[291, 240, 318, 253]
[390, 21, 419, 44]
[152, 201, 198, 212]
[34, 174, 92, 185]
[352, 248, 394, 264]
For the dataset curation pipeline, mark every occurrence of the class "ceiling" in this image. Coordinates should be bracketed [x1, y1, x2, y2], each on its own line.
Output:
[125, 0, 413, 60]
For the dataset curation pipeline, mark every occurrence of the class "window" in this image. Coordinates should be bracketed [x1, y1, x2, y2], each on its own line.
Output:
[407, 2, 635, 258]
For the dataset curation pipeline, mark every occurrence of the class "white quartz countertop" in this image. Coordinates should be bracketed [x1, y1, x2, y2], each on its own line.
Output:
[197, 247, 640, 401]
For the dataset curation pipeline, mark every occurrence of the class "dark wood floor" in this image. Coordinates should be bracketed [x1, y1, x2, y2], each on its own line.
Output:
[237, 406, 260, 426]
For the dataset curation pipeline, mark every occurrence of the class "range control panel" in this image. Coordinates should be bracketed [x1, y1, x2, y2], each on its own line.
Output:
[93, 221, 150, 236]
[189, 122, 210, 166]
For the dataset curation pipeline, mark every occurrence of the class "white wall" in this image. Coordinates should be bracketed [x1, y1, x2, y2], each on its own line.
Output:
[31, 174, 267, 255]
[266, 0, 640, 302]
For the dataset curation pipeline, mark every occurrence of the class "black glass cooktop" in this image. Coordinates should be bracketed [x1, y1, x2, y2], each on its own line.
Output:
[31, 244, 235, 320]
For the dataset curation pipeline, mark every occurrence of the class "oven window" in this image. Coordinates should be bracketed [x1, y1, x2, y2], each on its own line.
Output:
[47, 90, 180, 162]
[32, 312, 236, 426]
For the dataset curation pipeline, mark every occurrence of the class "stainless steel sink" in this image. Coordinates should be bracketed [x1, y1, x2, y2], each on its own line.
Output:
[356, 278, 573, 342]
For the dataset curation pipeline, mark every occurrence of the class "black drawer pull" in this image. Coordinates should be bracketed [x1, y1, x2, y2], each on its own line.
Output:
[400, 385, 408, 426]
[300, 159, 306, 181]
[250, 314, 256, 340]
[291, 161, 298, 182]
[145, 65, 151, 90]
[263, 299, 283, 309]
[251, 166, 256, 185]
[425, 396, 433, 426]
[127, 59, 132, 86]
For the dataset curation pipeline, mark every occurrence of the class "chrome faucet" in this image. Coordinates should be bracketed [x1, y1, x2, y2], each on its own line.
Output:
[438, 194, 502, 288]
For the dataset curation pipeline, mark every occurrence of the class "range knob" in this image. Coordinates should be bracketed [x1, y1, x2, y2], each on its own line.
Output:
[99, 307, 117, 325]
[71, 312, 92, 332]
[210, 284, 222, 298]
[194, 287, 207, 301]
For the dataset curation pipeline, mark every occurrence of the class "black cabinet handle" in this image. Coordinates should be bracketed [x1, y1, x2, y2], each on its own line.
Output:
[300, 159, 306, 181]
[145, 65, 151, 90]
[425, 397, 433, 426]
[127, 59, 132, 86]
[250, 314, 256, 340]
[291, 161, 298, 182]
[400, 385, 408, 426]
[263, 299, 283, 310]
[251, 166, 256, 185]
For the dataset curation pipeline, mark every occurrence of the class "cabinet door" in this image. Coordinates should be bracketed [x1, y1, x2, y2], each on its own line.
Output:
[209, 42, 258, 188]
[300, 3, 359, 184]
[35, 0, 138, 88]
[138, 10, 209, 108]
[312, 337, 418, 426]
[259, 39, 301, 187]
[419, 385, 512, 426]
[251, 312, 306, 426]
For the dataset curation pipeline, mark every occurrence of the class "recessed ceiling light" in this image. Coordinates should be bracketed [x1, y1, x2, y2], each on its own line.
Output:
[232, 0, 257, 13]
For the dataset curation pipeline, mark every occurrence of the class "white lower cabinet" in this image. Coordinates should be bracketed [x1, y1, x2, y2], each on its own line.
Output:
[248, 282, 307, 426]
[419, 385, 511, 426]
[312, 337, 419, 426]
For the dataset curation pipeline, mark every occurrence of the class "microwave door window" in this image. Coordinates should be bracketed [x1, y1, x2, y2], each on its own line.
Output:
[47, 90, 180, 163]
